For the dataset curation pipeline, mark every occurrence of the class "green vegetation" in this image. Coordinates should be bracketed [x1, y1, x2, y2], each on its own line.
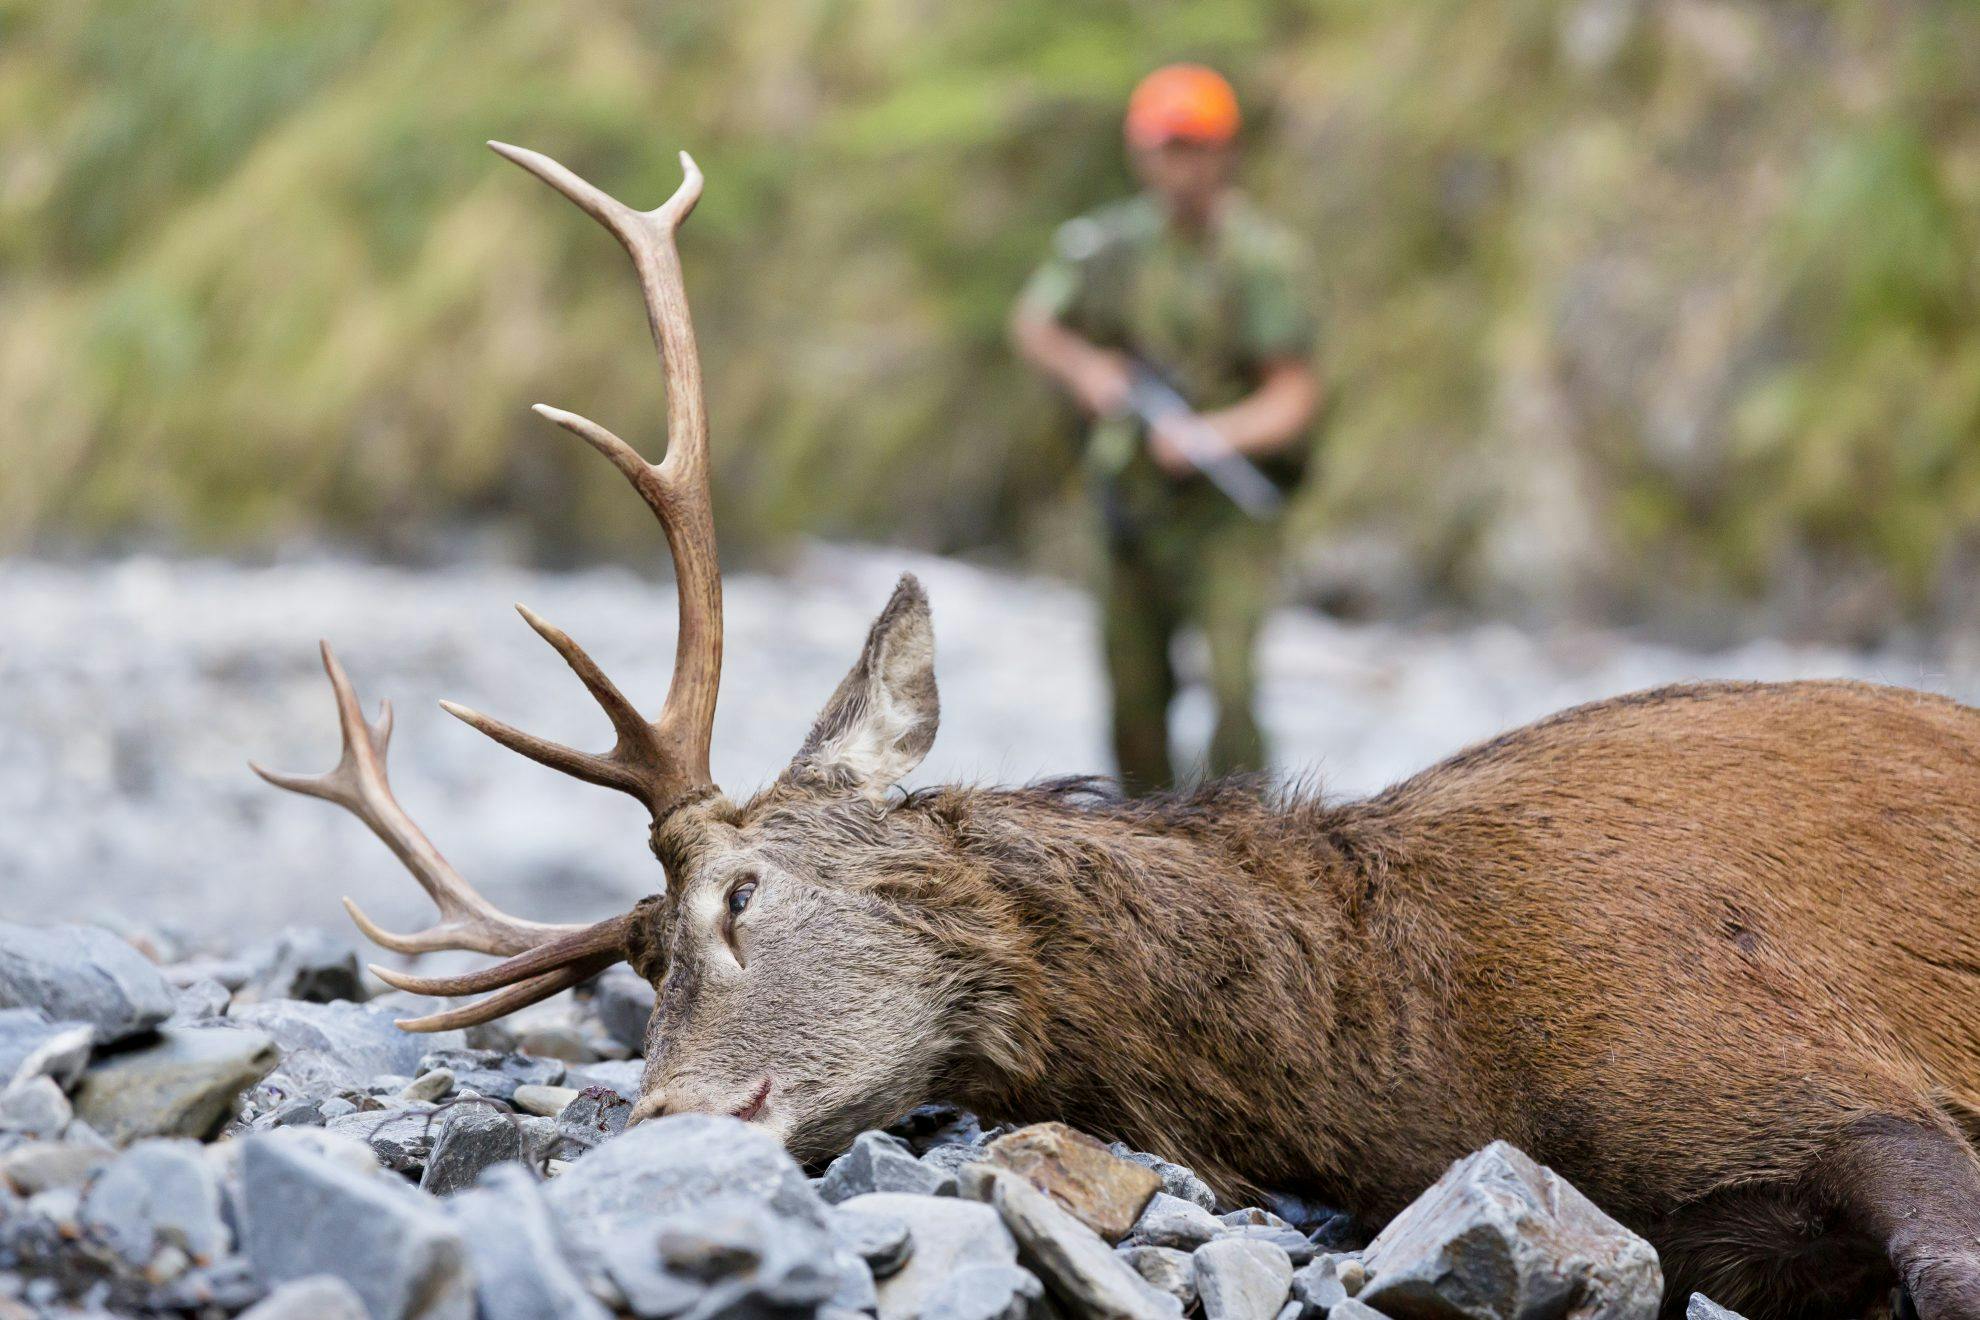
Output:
[3, 1, 1977, 620]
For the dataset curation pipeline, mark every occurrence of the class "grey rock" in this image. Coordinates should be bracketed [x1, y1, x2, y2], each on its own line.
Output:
[170, 977, 233, 1022]
[650, 1195, 845, 1315]
[920, 1141, 993, 1180]
[1276, 1301, 1302, 1320]
[401, 1068, 454, 1103]
[420, 1106, 525, 1196]
[556, 1085, 633, 1151]
[1688, 1295, 1748, 1320]
[0, 1140, 112, 1194]
[78, 1138, 229, 1268]
[1289, 1253, 1356, 1314]
[448, 1164, 611, 1320]
[228, 999, 463, 1092]
[0, 1077, 71, 1139]
[1109, 1143, 1217, 1212]
[829, 1200, 914, 1277]
[848, 1192, 1018, 1320]
[593, 1226, 704, 1317]
[0, 923, 175, 1046]
[1324, 1301, 1384, 1320]
[514, 1083, 580, 1116]
[261, 1095, 330, 1129]
[1223, 1208, 1294, 1231]
[1359, 1141, 1663, 1320]
[1194, 1237, 1294, 1320]
[239, 1131, 473, 1320]
[152, 1255, 267, 1312]
[325, 1108, 440, 1177]
[415, 1048, 563, 1102]
[922, 1263, 1044, 1320]
[564, 1058, 644, 1100]
[985, 1168, 1180, 1319]
[589, 969, 655, 1055]
[820, 1129, 957, 1203]
[0, 1009, 93, 1090]
[1227, 1224, 1317, 1266]
[244, 929, 363, 1005]
[72, 1025, 278, 1143]
[891, 1103, 989, 1152]
[1130, 1192, 1227, 1251]
[516, 1025, 598, 1063]
[237, 1275, 369, 1320]
[1120, 1245, 1197, 1307]
[546, 1113, 829, 1239]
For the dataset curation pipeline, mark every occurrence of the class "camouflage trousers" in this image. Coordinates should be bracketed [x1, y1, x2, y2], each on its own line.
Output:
[1095, 507, 1280, 794]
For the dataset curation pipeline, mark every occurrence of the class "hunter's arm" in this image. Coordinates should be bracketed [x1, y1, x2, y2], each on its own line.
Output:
[1201, 357, 1319, 458]
[1009, 301, 1131, 418]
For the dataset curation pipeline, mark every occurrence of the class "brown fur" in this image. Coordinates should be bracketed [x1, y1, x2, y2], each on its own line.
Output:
[629, 582, 1980, 1320]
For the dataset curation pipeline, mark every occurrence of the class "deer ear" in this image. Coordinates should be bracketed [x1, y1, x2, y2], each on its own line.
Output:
[783, 574, 939, 800]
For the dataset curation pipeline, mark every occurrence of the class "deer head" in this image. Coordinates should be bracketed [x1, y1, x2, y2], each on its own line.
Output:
[253, 143, 987, 1161]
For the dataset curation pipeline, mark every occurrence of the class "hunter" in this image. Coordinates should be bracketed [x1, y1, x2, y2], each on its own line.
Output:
[1012, 64, 1322, 793]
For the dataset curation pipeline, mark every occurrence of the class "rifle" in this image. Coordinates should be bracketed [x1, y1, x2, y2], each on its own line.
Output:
[1122, 360, 1284, 520]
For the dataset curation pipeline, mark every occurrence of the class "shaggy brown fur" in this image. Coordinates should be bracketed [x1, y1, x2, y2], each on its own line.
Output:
[643, 645, 1980, 1320]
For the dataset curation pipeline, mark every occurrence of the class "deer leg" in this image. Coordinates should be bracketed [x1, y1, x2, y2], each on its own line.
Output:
[1819, 1114, 1980, 1320]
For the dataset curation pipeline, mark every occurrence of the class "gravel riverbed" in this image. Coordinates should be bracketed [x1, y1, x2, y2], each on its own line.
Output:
[5, 544, 1973, 944]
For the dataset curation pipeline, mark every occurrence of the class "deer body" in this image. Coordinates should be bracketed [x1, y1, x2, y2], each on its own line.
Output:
[257, 143, 1980, 1320]
[844, 679, 1980, 1320]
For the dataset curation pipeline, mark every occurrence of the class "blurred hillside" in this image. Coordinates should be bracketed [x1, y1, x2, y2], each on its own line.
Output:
[2, 1, 1977, 635]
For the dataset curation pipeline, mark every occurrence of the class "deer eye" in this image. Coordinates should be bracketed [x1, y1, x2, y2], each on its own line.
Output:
[726, 879, 758, 918]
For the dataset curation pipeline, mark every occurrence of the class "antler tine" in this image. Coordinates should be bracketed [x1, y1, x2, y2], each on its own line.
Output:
[389, 952, 621, 1033]
[464, 141, 723, 822]
[252, 642, 592, 958]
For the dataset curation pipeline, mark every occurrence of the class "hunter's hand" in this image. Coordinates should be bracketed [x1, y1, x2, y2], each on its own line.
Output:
[1149, 417, 1202, 477]
[1070, 349, 1133, 417]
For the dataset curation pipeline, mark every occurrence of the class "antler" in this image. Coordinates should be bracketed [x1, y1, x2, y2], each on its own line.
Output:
[439, 142, 723, 824]
[252, 643, 633, 1030]
[251, 142, 724, 1032]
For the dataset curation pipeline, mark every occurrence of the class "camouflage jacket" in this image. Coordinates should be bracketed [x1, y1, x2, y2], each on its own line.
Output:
[1020, 191, 1319, 504]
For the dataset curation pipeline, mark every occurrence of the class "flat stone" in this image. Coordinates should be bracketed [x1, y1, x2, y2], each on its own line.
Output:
[981, 1122, 1163, 1242]
[420, 1106, 525, 1196]
[447, 1163, 610, 1320]
[546, 1112, 829, 1239]
[848, 1192, 1018, 1320]
[401, 1068, 454, 1103]
[1, 1140, 112, 1194]
[325, 1108, 440, 1177]
[1194, 1237, 1294, 1320]
[78, 1138, 229, 1268]
[1688, 1295, 1749, 1320]
[921, 1263, 1044, 1320]
[0, 923, 174, 1045]
[72, 1025, 278, 1143]
[1109, 1143, 1218, 1212]
[1289, 1252, 1357, 1314]
[563, 1058, 644, 1100]
[592, 1225, 705, 1317]
[0, 1009, 93, 1090]
[237, 1275, 370, 1319]
[555, 1086, 632, 1151]
[152, 1255, 267, 1313]
[1120, 1245, 1197, 1307]
[1129, 1192, 1227, 1251]
[515, 1026, 597, 1063]
[819, 1129, 956, 1203]
[652, 1195, 844, 1313]
[1326, 1301, 1384, 1320]
[0, 1077, 71, 1139]
[983, 1167, 1180, 1319]
[171, 977, 234, 1022]
[829, 1200, 914, 1278]
[415, 1048, 563, 1103]
[229, 999, 464, 1093]
[1227, 1224, 1317, 1266]
[588, 969, 654, 1054]
[1359, 1141, 1663, 1320]
[513, 1083, 579, 1117]
[242, 929, 364, 1006]
[239, 1130, 473, 1320]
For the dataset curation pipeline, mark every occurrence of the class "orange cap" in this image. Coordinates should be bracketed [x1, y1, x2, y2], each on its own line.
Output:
[1125, 64, 1241, 149]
